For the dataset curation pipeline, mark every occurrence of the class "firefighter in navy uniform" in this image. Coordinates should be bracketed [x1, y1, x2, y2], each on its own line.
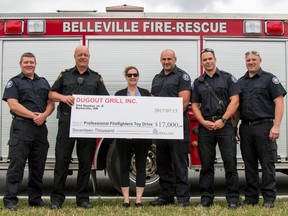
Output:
[2, 52, 55, 211]
[49, 45, 109, 210]
[191, 48, 241, 209]
[149, 49, 192, 207]
[239, 51, 286, 208]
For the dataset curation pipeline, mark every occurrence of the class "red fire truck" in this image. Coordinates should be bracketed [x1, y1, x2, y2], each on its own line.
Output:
[0, 11, 287, 194]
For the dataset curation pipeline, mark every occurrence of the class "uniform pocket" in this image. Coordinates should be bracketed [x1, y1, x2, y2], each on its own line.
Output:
[8, 135, 20, 146]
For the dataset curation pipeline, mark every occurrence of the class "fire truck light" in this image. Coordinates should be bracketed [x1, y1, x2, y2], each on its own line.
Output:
[4, 20, 24, 34]
[28, 20, 46, 34]
[265, 21, 284, 36]
[243, 20, 262, 35]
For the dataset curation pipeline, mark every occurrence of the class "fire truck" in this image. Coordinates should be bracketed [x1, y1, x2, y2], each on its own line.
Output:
[0, 11, 288, 194]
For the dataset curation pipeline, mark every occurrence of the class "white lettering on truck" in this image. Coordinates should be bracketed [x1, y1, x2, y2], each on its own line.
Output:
[63, 21, 227, 33]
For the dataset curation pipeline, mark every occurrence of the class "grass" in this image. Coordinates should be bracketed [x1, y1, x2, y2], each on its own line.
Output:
[1, 198, 288, 216]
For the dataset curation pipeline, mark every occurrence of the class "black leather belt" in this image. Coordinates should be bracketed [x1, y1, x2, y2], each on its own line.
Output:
[242, 118, 274, 125]
[13, 116, 35, 124]
[204, 115, 222, 122]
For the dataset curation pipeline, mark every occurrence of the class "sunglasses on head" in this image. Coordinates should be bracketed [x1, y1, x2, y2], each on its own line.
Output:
[126, 73, 139, 78]
[200, 48, 215, 56]
[245, 50, 260, 56]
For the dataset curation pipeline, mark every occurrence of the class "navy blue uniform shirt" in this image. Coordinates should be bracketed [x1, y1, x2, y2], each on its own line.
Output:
[238, 68, 286, 121]
[191, 68, 241, 117]
[51, 66, 109, 112]
[151, 66, 192, 101]
[2, 72, 50, 115]
[151, 66, 192, 142]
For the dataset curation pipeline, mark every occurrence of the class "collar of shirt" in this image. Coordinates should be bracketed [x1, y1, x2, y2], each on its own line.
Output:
[244, 67, 263, 79]
[203, 68, 221, 79]
[20, 72, 40, 80]
[160, 65, 178, 76]
[72, 66, 90, 75]
[127, 88, 141, 96]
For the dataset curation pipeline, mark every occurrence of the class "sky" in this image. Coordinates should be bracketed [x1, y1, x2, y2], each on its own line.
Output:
[0, 0, 288, 13]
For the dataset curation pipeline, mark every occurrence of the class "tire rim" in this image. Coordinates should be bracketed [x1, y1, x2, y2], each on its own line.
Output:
[129, 143, 159, 185]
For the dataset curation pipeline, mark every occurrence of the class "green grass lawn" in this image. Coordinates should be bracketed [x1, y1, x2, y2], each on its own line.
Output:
[1, 198, 288, 216]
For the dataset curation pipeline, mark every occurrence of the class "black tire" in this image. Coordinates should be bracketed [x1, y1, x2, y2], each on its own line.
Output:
[106, 139, 160, 196]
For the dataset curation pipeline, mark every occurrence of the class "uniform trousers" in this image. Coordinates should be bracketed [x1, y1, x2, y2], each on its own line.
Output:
[116, 139, 151, 187]
[198, 124, 239, 203]
[3, 119, 49, 206]
[239, 121, 277, 203]
[156, 139, 190, 202]
[50, 115, 96, 205]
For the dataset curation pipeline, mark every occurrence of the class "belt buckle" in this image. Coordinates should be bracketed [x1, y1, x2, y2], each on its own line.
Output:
[211, 116, 218, 122]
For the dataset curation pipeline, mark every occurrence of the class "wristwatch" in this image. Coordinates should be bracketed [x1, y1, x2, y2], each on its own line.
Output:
[221, 117, 228, 124]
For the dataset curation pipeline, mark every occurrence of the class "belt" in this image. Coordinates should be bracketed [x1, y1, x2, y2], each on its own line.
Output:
[204, 115, 222, 122]
[242, 118, 274, 125]
[13, 116, 35, 124]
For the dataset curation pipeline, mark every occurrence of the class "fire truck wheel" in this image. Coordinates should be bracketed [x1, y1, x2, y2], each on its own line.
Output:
[106, 139, 160, 195]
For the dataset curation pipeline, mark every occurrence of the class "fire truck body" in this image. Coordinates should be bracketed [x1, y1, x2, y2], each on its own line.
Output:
[0, 12, 287, 194]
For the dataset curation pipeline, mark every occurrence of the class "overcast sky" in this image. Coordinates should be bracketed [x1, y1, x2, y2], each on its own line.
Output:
[0, 0, 288, 13]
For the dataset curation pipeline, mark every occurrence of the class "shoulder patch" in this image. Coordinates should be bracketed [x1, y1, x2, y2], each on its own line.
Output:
[5, 80, 13, 88]
[99, 74, 105, 83]
[272, 76, 280, 84]
[182, 74, 191, 81]
[231, 75, 238, 83]
[56, 68, 71, 81]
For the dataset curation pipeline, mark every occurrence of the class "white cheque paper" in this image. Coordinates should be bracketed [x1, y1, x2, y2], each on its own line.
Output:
[70, 95, 183, 139]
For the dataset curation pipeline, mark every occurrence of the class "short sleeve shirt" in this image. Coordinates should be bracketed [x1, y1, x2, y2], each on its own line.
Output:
[151, 66, 192, 142]
[51, 66, 109, 111]
[191, 68, 241, 117]
[2, 73, 50, 114]
[151, 66, 192, 98]
[238, 68, 286, 121]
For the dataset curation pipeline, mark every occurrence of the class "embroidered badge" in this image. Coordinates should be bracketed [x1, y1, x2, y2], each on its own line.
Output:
[182, 74, 190, 81]
[231, 75, 238, 83]
[272, 77, 280, 84]
[5, 80, 13, 88]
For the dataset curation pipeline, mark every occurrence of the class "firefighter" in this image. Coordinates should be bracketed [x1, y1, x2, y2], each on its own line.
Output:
[239, 50, 286, 208]
[2, 52, 55, 211]
[149, 49, 191, 207]
[191, 48, 241, 209]
[49, 45, 109, 210]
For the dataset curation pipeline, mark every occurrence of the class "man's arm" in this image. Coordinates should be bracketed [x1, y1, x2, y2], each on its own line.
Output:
[7, 98, 37, 119]
[270, 95, 284, 141]
[222, 94, 239, 120]
[191, 102, 214, 131]
[179, 90, 191, 111]
[49, 91, 74, 107]
[34, 100, 55, 126]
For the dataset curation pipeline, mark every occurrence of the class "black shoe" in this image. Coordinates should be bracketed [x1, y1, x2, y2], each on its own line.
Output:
[50, 202, 61, 210]
[262, 201, 274, 208]
[122, 203, 130, 208]
[197, 200, 213, 207]
[77, 201, 93, 209]
[178, 201, 190, 207]
[149, 198, 175, 206]
[135, 203, 143, 208]
[5, 203, 18, 211]
[242, 200, 259, 206]
[228, 202, 240, 209]
[29, 201, 48, 207]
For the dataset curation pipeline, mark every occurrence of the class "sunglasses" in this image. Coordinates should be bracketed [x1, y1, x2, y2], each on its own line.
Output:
[126, 73, 139, 78]
[245, 50, 260, 56]
[200, 48, 215, 56]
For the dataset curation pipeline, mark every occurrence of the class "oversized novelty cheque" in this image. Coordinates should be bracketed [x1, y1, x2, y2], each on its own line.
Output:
[70, 95, 184, 139]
